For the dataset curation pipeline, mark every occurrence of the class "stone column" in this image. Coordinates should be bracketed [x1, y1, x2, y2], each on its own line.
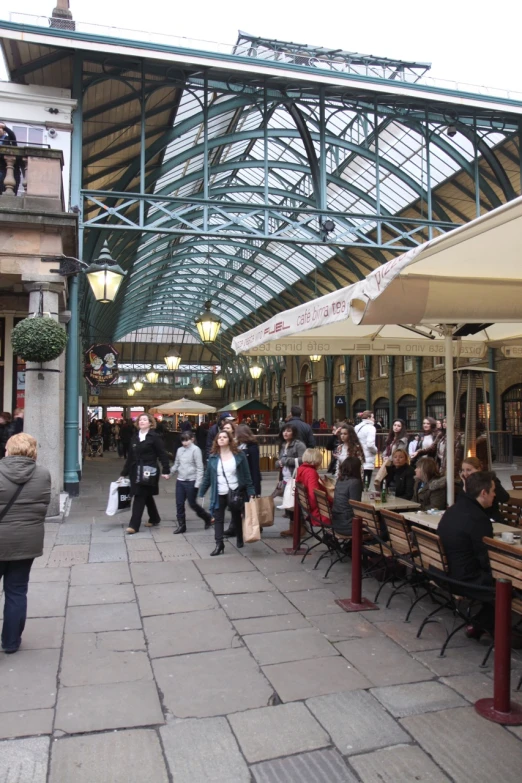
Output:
[23, 281, 65, 517]
[316, 381, 326, 420]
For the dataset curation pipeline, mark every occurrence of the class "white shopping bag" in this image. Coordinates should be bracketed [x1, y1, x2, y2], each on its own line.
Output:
[106, 479, 131, 516]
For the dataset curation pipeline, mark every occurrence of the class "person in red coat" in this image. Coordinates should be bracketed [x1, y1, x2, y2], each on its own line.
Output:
[296, 448, 331, 525]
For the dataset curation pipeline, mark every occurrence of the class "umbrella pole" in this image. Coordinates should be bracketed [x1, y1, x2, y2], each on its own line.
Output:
[444, 327, 455, 505]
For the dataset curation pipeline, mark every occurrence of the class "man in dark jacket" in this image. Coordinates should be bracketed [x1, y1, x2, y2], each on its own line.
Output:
[438, 471, 496, 635]
[284, 406, 315, 448]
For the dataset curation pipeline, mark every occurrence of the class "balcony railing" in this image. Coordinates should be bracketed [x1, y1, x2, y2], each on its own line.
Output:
[0, 146, 64, 210]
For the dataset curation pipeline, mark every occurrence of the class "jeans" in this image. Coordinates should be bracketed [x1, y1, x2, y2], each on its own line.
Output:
[0, 558, 34, 652]
[129, 492, 160, 532]
[213, 493, 243, 545]
[176, 480, 211, 526]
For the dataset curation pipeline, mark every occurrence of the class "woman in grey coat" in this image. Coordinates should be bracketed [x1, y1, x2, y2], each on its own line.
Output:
[332, 456, 362, 536]
[0, 433, 51, 653]
[276, 424, 306, 537]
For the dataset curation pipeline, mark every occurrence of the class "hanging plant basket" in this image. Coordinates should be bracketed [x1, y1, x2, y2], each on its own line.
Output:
[11, 316, 68, 363]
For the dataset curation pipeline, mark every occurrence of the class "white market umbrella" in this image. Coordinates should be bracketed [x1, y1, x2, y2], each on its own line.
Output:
[149, 397, 216, 415]
[232, 195, 522, 503]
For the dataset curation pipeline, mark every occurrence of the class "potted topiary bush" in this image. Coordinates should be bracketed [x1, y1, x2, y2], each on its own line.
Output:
[11, 316, 68, 363]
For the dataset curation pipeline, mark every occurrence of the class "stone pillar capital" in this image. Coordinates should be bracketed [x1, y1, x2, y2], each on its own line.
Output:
[23, 280, 64, 295]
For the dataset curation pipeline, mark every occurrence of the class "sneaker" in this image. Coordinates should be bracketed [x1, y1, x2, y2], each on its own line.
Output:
[126, 527, 137, 535]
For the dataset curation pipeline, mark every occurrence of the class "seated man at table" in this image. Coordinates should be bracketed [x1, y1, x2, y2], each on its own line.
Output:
[438, 471, 495, 638]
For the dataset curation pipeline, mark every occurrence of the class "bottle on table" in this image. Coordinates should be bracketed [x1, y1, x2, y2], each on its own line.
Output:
[381, 479, 387, 504]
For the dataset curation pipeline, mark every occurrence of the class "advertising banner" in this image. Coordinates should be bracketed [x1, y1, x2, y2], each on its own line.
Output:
[84, 344, 119, 387]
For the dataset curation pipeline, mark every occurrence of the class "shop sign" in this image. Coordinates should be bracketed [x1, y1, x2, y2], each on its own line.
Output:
[85, 344, 119, 387]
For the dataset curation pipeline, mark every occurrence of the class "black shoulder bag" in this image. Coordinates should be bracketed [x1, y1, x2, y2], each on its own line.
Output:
[0, 482, 25, 523]
[135, 434, 159, 487]
[219, 456, 245, 512]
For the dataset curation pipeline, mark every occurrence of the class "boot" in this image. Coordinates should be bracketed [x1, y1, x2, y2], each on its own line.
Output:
[210, 542, 225, 556]
[204, 515, 213, 530]
[223, 527, 237, 538]
[173, 523, 187, 535]
[280, 520, 294, 538]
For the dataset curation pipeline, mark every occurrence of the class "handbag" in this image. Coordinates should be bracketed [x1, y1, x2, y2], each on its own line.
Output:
[281, 462, 299, 510]
[0, 481, 25, 523]
[242, 499, 262, 543]
[136, 463, 159, 487]
[219, 456, 245, 512]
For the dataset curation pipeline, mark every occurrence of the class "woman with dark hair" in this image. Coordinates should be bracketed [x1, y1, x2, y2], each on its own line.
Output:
[413, 456, 447, 510]
[409, 417, 437, 465]
[434, 416, 463, 474]
[459, 456, 509, 522]
[332, 456, 362, 536]
[333, 425, 364, 477]
[382, 419, 408, 460]
[120, 412, 170, 534]
[199, 430, 255, 555]
[277, 424, 306, 538]
[236, 424, 261, 496]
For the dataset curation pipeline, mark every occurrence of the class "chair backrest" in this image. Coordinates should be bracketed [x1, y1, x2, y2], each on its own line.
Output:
[349, 499, 381, 537]
[380, 509, 414, 557]
[511, 474, 522, 490]
[498, 502, 521, 528]
[295, 482, 312, 521]
[314, 489, 333, 526]
[411, 526, 448, 573]
[484, 536, 522, 593]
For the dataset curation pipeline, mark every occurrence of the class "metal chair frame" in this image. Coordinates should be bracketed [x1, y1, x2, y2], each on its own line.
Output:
[349, 500, 395, 603]
[313, 489, 352, 578]
[295, 482, 327, 563]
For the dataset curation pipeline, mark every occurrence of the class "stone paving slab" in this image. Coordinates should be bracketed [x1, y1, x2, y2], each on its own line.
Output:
[128, 549, 163, 562]
[262, 655, 372, 702]
[89, 629, 146, 651]
[350, 745, 451, 783]
[232, 613, 311, 636]
[160, 717, 250, 783]
[131, 560, 203, 584]
[205, 571, 274, 594]
[20, 617, 64, 649]
[250, 555, 309, 574]
[27, 581, 68, 617]
[31, 550, 51, 568]
[70, 562, 131, 585]
[153, 648, 273, 717]
[412, 644, 494, 677]
[89, 542, 128, 562]
[309, 613, 382, 642]
[377, 620, 471, 652]
[68, 582, 136, 606]
[49, 729, 169, 783]
[0, 649, 60, 711]
[401, 706, 522, 783]
[54, 680, 164, 733]
[125, 538, 159, 550]
[144, 608, 238, 658]
[217, 591, 298, 619]
[48, 544, 89, 567]
[65, 602, 142, 633]
[336, 636, 433, 687]
[370, 680, 467, 718]
[194, 554, 256, 574]
[0, 736, 49, 783]
[440, 672, 521, 702]
[60, 632, 153, 686]
[229, 702, 330, 763]
[244, 627, 338, 665]
[0, 709, 54, 740]
[156, 542, 200, 561]
[267, 570, 329, 592]
[286, 588, 345, 616]
[251, 748, 359, 783]
[306, 690, 410, 756]
[136, 582, 217, 615]
[30, 567, 70, 583]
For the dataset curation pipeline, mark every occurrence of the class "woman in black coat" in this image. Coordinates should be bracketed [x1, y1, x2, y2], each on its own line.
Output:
[375, 448, 415, 500]
[332, 456, 362, 536]
[236, 424, 261, 495]
[120, 413, 170, 534]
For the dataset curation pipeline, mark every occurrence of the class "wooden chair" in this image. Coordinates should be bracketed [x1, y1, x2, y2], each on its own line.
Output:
[349, 500, 393, 602]
[379, 509, 427, 620]
[295, 482, 326, 563]
[410, 526, 481, 657]
[511, 475, 522, 490]
[498, 502, 521, 528]
[484, 536, 522, 685]
[314, 489, 352, 578]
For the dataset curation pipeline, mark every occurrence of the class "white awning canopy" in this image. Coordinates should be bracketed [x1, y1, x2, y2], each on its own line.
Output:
[149, 398, 216, 415]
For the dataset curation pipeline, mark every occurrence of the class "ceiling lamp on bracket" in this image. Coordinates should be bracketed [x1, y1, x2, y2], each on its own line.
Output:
[193, 382, 203, 396]
[146, 370, 159, 384]
[195, 300, 221, 343]
[133, 379, 143, 392]
[309, 354, 322, 363]
[164, 348, 182, 371]
[126, 388, 135, 397]
[86, 241, 126, 303]
[215, 374, 227, 389]
[249, 361, 263, 380]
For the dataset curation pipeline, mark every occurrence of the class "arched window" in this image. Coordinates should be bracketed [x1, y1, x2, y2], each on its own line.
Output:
[353, 399, 367, 419]
[503, 384, 522, 435]
[426, 392, 446, 422]
[458, 388, 489, 429]
[373, 397, 389, 429]
[397, 395, 417, 431]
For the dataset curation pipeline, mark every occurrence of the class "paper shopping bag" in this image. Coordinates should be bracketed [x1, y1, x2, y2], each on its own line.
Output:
[242, 499, 261, 543]
[106, 479, 131, 516]
[254, 496, 275, 527]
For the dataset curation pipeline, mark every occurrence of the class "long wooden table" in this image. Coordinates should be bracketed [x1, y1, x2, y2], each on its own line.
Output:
[402, 509, 522, 544]
[362, 497, 420, 512]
